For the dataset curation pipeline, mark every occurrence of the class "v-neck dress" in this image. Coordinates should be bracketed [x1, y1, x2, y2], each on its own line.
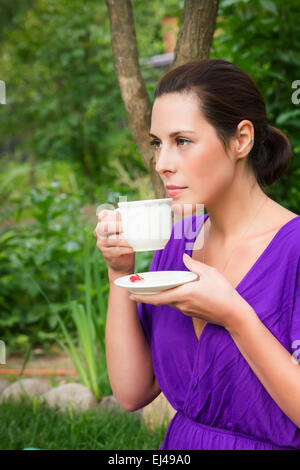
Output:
[138, 213, 300, 450]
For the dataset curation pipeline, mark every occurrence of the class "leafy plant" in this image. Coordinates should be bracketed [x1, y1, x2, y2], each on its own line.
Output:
[213, 0, 300, 212]
[0, 181, 100, 353]
[56, 228, 111, 400]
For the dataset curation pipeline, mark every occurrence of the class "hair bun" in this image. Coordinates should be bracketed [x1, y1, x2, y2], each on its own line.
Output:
[254, 125, 292, 187]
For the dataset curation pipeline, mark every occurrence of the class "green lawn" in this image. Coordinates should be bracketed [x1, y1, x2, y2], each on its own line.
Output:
[0, 396, 168, 450]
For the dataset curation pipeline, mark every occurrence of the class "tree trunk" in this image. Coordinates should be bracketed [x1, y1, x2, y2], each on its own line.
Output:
[105, 0, 219, 199]
[172, 0, 219, 69]
[105, 0, 165, 198]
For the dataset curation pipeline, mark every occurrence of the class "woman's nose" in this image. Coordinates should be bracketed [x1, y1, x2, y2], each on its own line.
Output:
[155, 146, 176, 174]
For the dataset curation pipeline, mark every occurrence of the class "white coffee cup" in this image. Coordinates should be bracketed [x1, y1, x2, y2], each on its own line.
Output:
[115, 198, 173, 252]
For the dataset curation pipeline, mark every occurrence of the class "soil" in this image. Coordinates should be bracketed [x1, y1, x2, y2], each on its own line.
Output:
[2, 345, 79, 387]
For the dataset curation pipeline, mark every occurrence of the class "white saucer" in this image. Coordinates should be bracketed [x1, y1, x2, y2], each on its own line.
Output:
[113, 271, 198, 294]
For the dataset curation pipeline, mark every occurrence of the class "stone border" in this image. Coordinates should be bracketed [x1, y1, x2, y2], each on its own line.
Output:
[0, 378, 176, 427]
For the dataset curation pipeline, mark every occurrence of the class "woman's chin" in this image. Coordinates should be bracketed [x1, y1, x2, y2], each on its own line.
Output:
[171, 199, 205, 217]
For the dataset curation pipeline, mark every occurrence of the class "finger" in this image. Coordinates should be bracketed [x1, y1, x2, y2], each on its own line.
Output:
[96, 238, 134, 254]
[98, 233, 133, 247]
[96, 209, 106, 219]
[102, 220, 122, 234]
[129, 294, 157, 304]
[129, 286, 179, 305]
[183, 252, 208, 274]
[97, 245, 134, 256]
[96, 209, 111, 220]
[95, 220, 123, 237]
[97, 209, 121, 222]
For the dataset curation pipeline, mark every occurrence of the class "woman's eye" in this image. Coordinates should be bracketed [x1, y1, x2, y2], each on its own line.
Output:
[149, 140, 161, 149]
[149, 138, 190, 149]
[176, 138, 190, 146]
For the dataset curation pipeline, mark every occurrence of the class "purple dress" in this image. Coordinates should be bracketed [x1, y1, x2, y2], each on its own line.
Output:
[138, 213, 300, 450]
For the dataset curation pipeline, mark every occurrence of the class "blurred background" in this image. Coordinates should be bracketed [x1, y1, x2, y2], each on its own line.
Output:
[0, 0, 299, 390]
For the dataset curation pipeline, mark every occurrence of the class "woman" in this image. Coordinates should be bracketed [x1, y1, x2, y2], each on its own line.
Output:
[94, 59, 300, 450]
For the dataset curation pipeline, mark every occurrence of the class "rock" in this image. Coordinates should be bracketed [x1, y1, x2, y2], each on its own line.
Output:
[98, 395, 141, 417]
[42, 383, 98, 412]
[0, 378, 10, 395]
[98, 395, 123, 412]
[142, 392, 176, 431]
[1, 378, 51, 402]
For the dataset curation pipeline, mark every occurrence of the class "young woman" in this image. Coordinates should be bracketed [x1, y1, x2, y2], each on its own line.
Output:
[94, 59, 300, 450]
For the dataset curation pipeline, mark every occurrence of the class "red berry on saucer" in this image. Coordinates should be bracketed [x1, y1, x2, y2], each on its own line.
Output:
[129, 274, 144, 282]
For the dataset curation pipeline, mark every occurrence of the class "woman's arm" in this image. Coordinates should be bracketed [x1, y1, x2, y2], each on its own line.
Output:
[227, 305, 300, 428]
[106, 273, 161, 412]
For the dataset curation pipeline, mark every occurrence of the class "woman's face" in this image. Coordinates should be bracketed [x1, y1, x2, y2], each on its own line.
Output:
[150, 92, 237, 214]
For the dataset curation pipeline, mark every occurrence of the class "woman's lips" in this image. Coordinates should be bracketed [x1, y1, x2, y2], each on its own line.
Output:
[167, 187, 188, 196]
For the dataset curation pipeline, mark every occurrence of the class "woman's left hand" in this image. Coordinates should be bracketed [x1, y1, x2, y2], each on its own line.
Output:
[129, 253, 253, 331]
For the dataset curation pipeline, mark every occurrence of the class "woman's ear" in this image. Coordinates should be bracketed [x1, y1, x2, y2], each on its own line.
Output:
[235, 120, 254, 160]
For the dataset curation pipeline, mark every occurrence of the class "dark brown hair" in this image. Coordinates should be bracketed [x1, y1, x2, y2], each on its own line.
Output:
[154, 59, 291, 187]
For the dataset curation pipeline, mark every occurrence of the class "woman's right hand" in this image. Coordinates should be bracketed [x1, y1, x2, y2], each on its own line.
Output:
[94, 209, 135, 280]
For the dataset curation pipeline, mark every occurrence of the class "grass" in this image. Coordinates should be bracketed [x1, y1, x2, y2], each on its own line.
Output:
[0, 396, 168, 450]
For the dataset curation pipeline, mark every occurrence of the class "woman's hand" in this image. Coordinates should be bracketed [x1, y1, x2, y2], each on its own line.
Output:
[129, 253, 253, 332]
[94, 210, 135, 281]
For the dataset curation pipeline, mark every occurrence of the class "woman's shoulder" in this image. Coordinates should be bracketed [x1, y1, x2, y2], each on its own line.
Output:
[280, 212, 300, 237]
[279, 212, 300, 259]
[267, 203, 299, 241]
